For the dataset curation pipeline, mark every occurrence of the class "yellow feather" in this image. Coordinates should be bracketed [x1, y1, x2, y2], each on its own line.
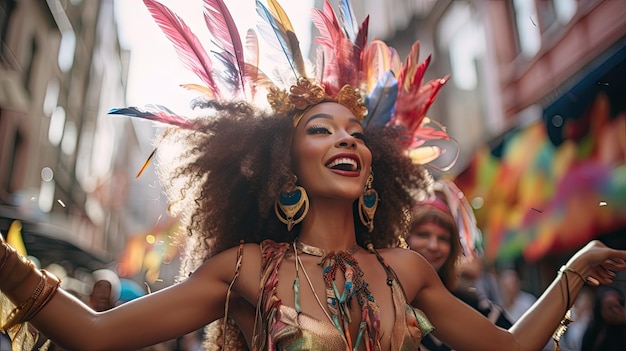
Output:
[267, 0, 295, 33]
[7, 220, 27, 256]
[407, 146, 441, 165]
[179, 83, 216, 98]
[136, 149, 157, 178]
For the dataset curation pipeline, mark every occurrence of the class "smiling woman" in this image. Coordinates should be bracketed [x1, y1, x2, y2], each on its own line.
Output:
[2, 0, 626, 350]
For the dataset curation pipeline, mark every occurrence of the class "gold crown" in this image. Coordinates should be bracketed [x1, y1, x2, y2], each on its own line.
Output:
[267, 77, 368, 126]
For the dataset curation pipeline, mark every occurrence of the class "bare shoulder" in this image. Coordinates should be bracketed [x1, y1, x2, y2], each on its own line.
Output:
[377, 247, 438, 300]
[377, 246, 427, 267]
[192, 243, 263, 303]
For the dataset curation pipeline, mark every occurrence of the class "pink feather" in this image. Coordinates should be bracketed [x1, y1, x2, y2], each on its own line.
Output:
[203, 0, 246, 94]
[311, 0, 358, 92]
[143, 0, 219, 97]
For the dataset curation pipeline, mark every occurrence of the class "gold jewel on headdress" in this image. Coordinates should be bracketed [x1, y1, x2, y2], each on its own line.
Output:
[267, 77, 368, 126]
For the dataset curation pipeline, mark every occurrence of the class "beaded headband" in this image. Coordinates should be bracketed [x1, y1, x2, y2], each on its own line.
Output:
[108, 0, 456, 174]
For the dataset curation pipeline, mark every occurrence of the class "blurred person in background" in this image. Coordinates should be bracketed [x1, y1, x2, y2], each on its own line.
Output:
[581, 285, 626, 351]
[558, 286, 594, 351]
[408, 180, 512, 351]
[499, 268, 538, 322]
[88, 269, 121, 312]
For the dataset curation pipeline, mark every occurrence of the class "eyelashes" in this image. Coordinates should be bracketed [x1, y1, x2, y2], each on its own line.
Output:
[306, 126, 365, 140]
[307, 126, 331, 135]
[352, 132, 365, 140]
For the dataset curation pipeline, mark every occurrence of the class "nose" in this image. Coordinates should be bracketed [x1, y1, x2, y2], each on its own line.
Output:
[426, 236, 439, 250]
[336, 132, 357, 149]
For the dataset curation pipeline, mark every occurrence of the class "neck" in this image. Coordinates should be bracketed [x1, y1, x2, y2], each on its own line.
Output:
[297, 199, 358, 252]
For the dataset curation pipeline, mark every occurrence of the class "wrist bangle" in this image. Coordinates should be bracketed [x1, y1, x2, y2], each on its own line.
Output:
[559, 265, 587, 284]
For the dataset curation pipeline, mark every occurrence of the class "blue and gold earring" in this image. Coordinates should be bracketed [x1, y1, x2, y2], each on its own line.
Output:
[275, 175, 309, 231]
[359, 170, 378, 233]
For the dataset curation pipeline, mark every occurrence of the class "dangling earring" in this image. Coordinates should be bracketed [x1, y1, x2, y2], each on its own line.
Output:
[275, 175, 309, 231]
[359, 170, 379, 233]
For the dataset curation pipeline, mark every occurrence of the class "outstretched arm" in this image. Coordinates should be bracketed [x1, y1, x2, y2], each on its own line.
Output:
[1, 237, 259, 351]
[397, 240, 626, 351]
[508, 240, 625, 345]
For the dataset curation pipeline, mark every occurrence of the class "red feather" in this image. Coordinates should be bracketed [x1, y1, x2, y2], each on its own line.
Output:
[144, 0, 219, 97]
[203, 0, 245, 95]
[393, 74, 450, 132]
[354, 16, 369, 74]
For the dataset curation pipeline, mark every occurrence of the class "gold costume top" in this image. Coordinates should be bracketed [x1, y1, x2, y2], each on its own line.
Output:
[244, 240, 433, 351]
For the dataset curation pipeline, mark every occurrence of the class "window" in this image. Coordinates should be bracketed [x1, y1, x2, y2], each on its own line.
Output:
[512, 0, 541, 58]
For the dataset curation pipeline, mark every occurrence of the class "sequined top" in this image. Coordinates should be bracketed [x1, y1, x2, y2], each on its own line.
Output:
[249, 240, 433, 351]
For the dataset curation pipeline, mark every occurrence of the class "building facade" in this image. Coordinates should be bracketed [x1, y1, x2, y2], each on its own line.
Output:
[345, 0, 625, 292]
[0, 0, 159, 270]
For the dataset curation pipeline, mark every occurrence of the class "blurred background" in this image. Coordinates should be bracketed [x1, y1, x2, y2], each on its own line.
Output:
[0, 0, 624, 348]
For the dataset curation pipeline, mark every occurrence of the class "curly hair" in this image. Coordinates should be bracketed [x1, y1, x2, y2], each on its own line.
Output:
[156, 100, 432, 278]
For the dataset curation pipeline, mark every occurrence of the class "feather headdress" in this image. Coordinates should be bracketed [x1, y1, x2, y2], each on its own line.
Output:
[109, 0, 457, 174]
[418, 179, 484, 259]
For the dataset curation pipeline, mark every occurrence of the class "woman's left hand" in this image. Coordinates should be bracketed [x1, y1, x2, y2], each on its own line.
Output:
[567, 240, 626, 286]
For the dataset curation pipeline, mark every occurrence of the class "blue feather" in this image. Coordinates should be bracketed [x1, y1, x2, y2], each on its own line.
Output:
[255, 0, 305, 79]
[363, 71, 397, 127]
[108, 105, 194, 129]
[338, 0, 358, 41]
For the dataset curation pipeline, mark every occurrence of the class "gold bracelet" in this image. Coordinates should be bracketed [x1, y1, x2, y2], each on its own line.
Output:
[552, 309, 573, 351]
[23, 270, 61, 322]
[0, 242, 9, 272]
[4, 272, 46, 330]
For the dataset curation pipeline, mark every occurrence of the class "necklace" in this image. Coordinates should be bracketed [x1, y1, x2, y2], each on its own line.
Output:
[295, 239, 360, 257]
[292, 238, 381, 351]
[293, 241, 334, 325]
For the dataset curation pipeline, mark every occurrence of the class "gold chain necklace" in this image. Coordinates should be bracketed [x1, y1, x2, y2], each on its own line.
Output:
[295, 239, 360, 257]
[292, 241, 334, 325]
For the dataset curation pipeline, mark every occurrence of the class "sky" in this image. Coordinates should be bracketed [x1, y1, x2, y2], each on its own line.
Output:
[114, 0, 313, 114]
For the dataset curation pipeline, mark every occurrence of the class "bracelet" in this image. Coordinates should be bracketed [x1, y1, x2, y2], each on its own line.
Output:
[4, 271, 46, 330]
[23, 270, 61, 321]
[3, 269, 61, 330]
[0, 242, 9, 272]
[558, 266, 572, 313]
[559, 265, 587, 283]
[553, 266, 579, 351]
[552, 310, 573, 351]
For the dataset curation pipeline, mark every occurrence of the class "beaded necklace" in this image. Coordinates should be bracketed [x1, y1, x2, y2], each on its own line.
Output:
[293, 239, 382, 351]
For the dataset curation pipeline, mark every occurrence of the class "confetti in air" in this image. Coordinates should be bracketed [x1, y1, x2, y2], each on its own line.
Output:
[57, 199, 66, 207]
[599, 201, 607, 206]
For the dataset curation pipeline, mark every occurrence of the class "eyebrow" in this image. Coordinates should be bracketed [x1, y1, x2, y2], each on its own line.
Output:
[304, 113, 362, 126]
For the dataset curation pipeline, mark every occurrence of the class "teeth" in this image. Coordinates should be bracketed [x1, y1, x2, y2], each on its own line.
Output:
[327, 157, 358, 171]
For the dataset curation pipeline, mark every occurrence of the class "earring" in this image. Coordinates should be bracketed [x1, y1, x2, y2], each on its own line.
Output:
[275, 175, 309, 231]
[359, 170, 379, 233]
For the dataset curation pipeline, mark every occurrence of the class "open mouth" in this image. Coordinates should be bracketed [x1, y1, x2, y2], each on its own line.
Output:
[325, 156, 360, 172]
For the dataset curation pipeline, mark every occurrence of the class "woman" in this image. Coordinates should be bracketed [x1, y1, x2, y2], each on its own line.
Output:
[1, 0, 626, 350]
[408, 181, 512, 351]
[407, 183, 463, 290]
[581, 286, 626, 351]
